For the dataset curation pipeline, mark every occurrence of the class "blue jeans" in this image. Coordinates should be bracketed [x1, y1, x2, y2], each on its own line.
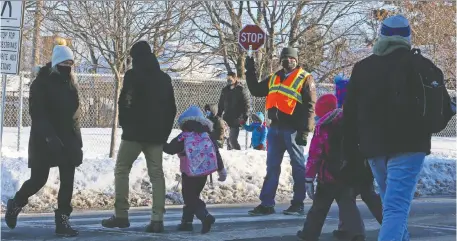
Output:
[368, 152, 425, 241]
[259, 126, 306, 207]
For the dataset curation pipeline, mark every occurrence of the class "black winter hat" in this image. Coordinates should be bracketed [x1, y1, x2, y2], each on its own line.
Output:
[280, 47, 298, 60]
[130, 41, 152, 58]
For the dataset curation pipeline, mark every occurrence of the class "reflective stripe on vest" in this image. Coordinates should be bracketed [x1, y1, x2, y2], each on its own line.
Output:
[266, 68, 310, 115]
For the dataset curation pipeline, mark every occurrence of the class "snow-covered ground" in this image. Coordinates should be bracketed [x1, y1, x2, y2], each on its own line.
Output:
[1, 127, 456, 213]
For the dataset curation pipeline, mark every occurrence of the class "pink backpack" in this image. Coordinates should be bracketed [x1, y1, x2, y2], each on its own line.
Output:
[178, 132, 218, 177]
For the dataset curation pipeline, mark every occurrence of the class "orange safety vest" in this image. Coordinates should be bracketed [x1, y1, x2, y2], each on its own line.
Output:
[265, 68, 311, 115]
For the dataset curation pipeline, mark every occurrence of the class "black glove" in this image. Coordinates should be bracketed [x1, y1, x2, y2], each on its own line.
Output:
[46, 136, 64, 153]
[245, 56, 255, 70]
[295, 131, 308, 146]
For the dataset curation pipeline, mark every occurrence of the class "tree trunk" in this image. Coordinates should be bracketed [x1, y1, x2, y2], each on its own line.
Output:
[31, 0, 43, 72]
[109, 71, 122, 158]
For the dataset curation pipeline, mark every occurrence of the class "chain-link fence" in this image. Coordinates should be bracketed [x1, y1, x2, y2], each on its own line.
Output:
[0, 72, 455, 156]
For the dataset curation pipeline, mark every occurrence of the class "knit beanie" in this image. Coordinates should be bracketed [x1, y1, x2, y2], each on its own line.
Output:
[379, 15, 411, 44]
[315, 94, 338, 118]
[178, 105, 213, 131]
[280, 47, 299, 60]
[51, 38, 74, 67]
[334, 74, 349, 108]
[130, 41, 152, 58]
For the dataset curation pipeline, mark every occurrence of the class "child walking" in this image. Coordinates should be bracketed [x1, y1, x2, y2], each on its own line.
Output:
[163, 105, 227, 234]
[297, 96, 365, 241]
[240, 112, 268, 150]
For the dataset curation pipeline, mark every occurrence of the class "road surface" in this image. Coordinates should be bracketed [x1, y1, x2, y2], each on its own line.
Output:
[1, 197, 455, 241]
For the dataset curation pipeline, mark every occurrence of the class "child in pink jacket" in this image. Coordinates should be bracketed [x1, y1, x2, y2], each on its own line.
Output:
[297, 98, 365, 241]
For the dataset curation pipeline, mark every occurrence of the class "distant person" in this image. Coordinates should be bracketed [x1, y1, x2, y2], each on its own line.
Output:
[217, 72, 250, 150]
[245, 47, 317, 216]
[240, 112, 268, 150]
[204, 104, 225, 148]
[343, 15, 455, 241]
[101, 41, 177, 233]
[5, 38, 82, 237]
[163, 105, 227, 234]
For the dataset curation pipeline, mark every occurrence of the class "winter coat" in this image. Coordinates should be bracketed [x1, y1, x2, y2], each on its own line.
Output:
[305, 109, 344, 183]
[28, 62, 83, 169]
[343, 48, 449, 158]
[245, 58, 317, 135]
[204, 104, 225, 147]
[118, 53, 177, 143]
[217, 82, 250, 128]
[242, 112, 268, 149]
[163, 120, 225, 173]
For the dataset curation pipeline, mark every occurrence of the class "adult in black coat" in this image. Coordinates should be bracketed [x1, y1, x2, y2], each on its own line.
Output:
[5, 40, 82, 237]
[102, 41, 177, 233]
[217, 72, 250, 150]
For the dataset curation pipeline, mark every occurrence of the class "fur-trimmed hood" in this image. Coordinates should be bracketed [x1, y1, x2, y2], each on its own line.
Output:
[178, 105, 213, 131]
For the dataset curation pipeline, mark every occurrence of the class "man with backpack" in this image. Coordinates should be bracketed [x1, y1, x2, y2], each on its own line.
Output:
[343, 15, 455, 241]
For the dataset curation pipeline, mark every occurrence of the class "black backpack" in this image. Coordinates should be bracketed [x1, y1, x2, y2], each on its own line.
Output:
[324, 121, 347, 181]
[408, 48, 453, 133]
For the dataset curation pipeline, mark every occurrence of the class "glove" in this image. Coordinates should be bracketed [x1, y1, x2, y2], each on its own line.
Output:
[239, 119, 246, 126]
[245, 56, 255, 70]
[295, 131, 308, 146]
[46, 136, 64, 154]
[218, 169, 227, 182]
[305, 178, 315, 200]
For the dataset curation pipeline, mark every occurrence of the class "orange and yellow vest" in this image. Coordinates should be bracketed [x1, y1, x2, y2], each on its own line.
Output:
[265, 68, 311, 115]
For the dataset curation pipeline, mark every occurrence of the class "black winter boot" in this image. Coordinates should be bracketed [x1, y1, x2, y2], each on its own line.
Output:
[145, 220, 164, 233]
[177, 220, 193, 231]
[101, 215, 130, 228]
[5, 198, 23, 229]
[54, 210, 78, 237]
[201, 214, 215, 234]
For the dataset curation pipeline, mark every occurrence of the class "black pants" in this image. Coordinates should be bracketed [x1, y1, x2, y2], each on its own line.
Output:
[338, 180, 383, 230]
[181, 174, 208, 222]
[301, 182, 365, 240]
[14, 165, 76, 214]
[228, 127, 241, 150]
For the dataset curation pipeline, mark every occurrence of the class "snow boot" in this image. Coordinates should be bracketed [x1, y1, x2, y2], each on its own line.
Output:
[101, 215, 130, 228]
[351, 235, 366, 241]
[201, 214, 215, 234]
[54, 210, 78, 237]
[5, 198, 23, 229]
[177, 220, 193, 231]
[248, 205, 275, 216]
[283, 203, 305, 215]
[296, 230, 318, 241]
[145, 220, 164, 233]
[333, 230, 349, 240]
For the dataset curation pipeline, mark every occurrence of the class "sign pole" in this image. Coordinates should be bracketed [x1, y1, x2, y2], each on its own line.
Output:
[17, 73, 23, 151]
[0, 74, 7, 153]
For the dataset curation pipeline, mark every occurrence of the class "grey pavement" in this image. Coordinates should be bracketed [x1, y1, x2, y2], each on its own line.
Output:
[1, 197, 455, 241]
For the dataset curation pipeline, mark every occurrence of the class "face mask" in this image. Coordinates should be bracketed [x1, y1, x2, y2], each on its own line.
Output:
[281, 59, 297, 70]
[227, 79, 233, 86]
[57, 65, 72, 75]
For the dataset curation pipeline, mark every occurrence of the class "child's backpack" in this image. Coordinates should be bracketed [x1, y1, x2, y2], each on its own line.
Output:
[178, 132, 218, 177]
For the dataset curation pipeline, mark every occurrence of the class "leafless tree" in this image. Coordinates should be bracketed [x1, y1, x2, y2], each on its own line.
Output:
[44, 0, 195, 157]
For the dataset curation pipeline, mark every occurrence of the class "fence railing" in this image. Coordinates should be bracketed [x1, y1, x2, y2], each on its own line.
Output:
[0, 72, 455, 156]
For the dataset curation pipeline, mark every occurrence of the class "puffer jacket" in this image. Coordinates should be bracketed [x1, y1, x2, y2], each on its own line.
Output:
[204, 104, 225, 147]
[305, 109, 344, 183]
[242, 112, 268, 149]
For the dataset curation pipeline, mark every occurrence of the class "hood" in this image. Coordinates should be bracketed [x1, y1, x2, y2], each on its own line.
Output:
[251, 112, 265, 123]
[132, 53, 161, 73]
[315, 108, 343, 135]
[204, 104, 218, 116]
[178, 105, 213, 131]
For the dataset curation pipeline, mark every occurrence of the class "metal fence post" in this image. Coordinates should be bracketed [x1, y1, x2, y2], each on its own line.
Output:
[17, 74, 24, 151]
[0, 74, 7, 154]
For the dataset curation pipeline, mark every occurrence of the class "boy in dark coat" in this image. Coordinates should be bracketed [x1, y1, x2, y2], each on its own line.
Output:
[204, 104, 225, 148]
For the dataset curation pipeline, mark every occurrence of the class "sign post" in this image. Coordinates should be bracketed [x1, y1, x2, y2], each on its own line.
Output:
[238, 25, 266, 149]
[0, 0, 24, 153]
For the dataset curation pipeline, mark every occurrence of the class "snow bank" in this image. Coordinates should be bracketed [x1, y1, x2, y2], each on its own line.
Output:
[1, 136, 455, 213]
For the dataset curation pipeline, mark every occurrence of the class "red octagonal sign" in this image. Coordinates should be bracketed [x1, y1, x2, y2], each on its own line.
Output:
[238, 24, 266, 52]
